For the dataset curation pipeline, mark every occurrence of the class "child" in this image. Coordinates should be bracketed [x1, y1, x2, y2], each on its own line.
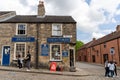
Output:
[18, 54, 23, 69]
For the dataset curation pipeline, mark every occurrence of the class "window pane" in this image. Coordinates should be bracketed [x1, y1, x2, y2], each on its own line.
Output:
[16, 44, 25, 58]
[52, 26, 57, 30]
[56, 25, 61, 30]
[51, 45, 61, 60]
[52, 24, 62, 36]
[17, 24, 26, 35]
[18, 30, 25, 34]
[57, 31, 61, 35]
[18, 25, 25, 30]
[52, 31, 57, 35]
[52, 31, 61, 36]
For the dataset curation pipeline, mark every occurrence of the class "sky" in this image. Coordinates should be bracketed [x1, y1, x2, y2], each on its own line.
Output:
[0, 0, 120, 43]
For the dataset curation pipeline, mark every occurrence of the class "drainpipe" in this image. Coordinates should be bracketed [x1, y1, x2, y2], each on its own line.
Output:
[100, 44, 102, 64]
[117, 38, 120, 64]
[35, 24, 39, 69]
[90, 47, 91, 62]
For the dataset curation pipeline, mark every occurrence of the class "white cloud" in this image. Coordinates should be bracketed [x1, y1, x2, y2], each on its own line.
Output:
[92, 32, 105, 39]
[111, 18, 117, 23]
[91, 28, 116, 40]
[0, 0, 37, 15]
[0, 0, 120, 43]
[26, 0, 37, 6]
[116, 10, 120, 15]
[101, 29, 114, 34]
[1, 0, 120, 26]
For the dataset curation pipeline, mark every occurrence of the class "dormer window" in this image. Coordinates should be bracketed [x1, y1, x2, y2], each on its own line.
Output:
[16, 24, 27, 35]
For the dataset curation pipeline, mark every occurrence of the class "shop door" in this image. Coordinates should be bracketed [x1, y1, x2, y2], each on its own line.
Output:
[70, 49, 74, 67]
[2, 46, 10, 66]
[103, 54, 108, 63]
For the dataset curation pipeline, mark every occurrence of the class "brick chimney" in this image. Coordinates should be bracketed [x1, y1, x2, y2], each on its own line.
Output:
[93, 38, 96, 41]
[116, 25, 120, 32]
[38, 0, 45, 17]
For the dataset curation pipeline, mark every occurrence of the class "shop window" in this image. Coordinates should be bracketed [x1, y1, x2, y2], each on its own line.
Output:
[52, 24, 62, 36]
[15, 43, 26, 59]
[16, 24, 27, 35]
[50, 44, 62, 61]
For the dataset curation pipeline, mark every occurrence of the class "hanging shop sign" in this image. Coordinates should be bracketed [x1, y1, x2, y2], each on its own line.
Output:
[12, 36, 35, 42]
[47, 38, 70, 43]
[62, 50, 68, 57]
[41, 44, 49, 56]
[110, 47, 115, 55]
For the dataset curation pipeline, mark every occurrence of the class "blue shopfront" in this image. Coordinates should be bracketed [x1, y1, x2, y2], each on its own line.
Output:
[5, 36, 36, 66]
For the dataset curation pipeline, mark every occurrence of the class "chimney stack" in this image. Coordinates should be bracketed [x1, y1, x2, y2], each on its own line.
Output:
[116, 25, 120, 32]
[38, 0, 45, 17]
[93, 38, 96, 41]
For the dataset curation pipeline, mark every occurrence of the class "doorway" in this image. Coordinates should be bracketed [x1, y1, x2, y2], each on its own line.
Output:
[92, 55, 95, 62]
[70, 49, 74, 67]
[2, 46, 10, 66]
[103, 54, 108, 63]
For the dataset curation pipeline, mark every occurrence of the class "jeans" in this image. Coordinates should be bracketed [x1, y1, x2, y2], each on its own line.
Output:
[105, 67, 109, 77]
[109, 70, 114, 77]
[26, 61, 30, 69]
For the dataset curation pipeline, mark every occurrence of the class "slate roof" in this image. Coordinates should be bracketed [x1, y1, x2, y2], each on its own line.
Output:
[79, 30, 120, 50]
[0, 11, 12, 16]
[91, 31, 120, 46]
[0, 15, 76, 23]
[78, 41, 94, 50]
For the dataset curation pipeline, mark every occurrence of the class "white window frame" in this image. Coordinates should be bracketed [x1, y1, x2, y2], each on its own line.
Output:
[14, 42, 26, 60]
[50, 44, 62, 61]
[52, 24, 62, 36]
[16, 23, 27, 35]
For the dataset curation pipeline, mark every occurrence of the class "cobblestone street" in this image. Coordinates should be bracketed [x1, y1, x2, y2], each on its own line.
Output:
[0, 62, 120, 80]
[76, 62, 120, 80]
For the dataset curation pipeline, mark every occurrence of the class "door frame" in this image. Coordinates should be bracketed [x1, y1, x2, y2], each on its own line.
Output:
[1, 45, 11, 66]
[69, 47, 75, 67]
[103, 54, 108, 63]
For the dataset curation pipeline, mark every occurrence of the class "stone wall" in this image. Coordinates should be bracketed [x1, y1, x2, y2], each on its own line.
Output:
[0, 22, 76, 70]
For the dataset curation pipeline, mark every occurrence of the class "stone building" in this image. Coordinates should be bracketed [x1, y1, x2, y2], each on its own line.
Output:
[0, 1, 76, 70]
[77, 25, 120, 66]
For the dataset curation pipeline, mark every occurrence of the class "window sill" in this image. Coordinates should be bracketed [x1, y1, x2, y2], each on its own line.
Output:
[51, 35, 63, 37]
[49, 60, 62, 62]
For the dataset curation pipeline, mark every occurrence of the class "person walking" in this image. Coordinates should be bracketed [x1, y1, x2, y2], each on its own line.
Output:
[25, 51, 31, 71]
[114, 61, 117, 77]
[17, 53, 23, 69]
[104, 60, 109, 77]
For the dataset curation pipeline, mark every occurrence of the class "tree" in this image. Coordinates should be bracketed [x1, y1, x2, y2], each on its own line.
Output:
[75, 40, 84, 61]
[75, 40, 84, 51]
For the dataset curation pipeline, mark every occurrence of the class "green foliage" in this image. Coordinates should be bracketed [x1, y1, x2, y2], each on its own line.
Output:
[75, 40, 84, 51]
[75, 40, 84, 61]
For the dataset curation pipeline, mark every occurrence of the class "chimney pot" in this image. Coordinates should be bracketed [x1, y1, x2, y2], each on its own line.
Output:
[93, 38, 96, 41]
